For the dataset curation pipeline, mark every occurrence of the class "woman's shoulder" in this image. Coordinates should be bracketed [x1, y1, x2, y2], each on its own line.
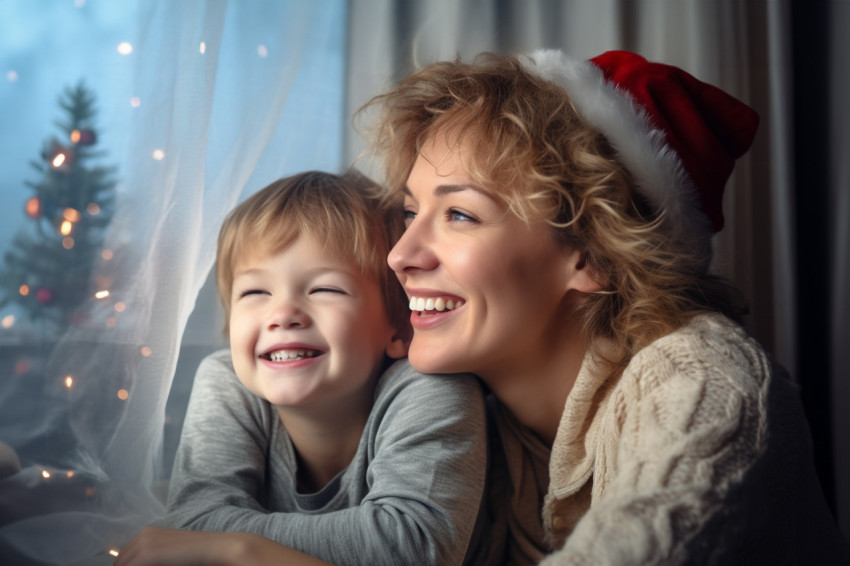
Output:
[623, 313, 770, 397]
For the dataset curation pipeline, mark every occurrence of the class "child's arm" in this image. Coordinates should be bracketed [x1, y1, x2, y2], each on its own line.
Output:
[162, 352, 489, 566]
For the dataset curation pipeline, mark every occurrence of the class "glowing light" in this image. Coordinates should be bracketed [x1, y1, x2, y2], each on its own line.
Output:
[6, 70, 18, 82]
[199, 42, 206, 54]
[114, 302, 126, 313]
[65, 376, 74, 389]
[42, 470, 51, 479]
[1, 315, 14, 329]
[106, 317, 118, 328]
[19, 284, 30, 296]
[25, 197, 41, 217]
[140, 346, 153, 357]
[152, 149, 165, 160]
[117, 42, 133, 55]
[70, 130, 81, 143]
[52, 153, 66, 168]
[130, 96, 141, 108]
[62, 237, 75, 249]
[257, 44, 268, 57]
[85, 487, 95, 497]
[109, 549, 120, 558]
[60, 220, 73, 236]
[63, 208, 81, 222]
[101, 249, 114, 260]
[117, 389, 129, 400]
[95, 290, 110, 299]
[14, 360, 30, 374]
[87, 202, 101, 215]
[67, 471, 75, 478]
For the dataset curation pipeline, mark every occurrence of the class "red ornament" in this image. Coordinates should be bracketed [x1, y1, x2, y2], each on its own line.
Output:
[25, 197, 42, 218]
[71, 129, 97, 146]
[36, 288, 53, 304]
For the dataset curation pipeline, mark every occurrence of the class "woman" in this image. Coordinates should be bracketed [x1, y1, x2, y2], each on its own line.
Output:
[363, 50, 849, 564]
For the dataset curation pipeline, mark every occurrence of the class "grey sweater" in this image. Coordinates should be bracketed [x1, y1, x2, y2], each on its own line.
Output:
[163, 351, 492, 566]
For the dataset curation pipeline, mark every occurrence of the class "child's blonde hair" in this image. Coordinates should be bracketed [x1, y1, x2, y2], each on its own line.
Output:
[216, 170, 409, 337]
[361, 53, 746, 373]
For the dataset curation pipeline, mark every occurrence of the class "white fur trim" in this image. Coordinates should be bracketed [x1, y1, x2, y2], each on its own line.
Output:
[522, 49, 711, 244]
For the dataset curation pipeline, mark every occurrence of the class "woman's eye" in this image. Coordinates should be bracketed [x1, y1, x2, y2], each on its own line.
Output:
[446, 208, 478, 223]
[402, 209, 416, 226]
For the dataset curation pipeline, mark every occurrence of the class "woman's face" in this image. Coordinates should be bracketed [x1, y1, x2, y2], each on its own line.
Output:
[388, 135, 582, 380]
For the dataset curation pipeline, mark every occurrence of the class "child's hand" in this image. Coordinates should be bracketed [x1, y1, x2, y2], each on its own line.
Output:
[114, 526, 333, 566]
[114, 527, 238, 566]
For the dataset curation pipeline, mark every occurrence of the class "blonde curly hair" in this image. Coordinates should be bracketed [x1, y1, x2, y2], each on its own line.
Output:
[360, 52, 746, 373]
[216, 170, 409, 338]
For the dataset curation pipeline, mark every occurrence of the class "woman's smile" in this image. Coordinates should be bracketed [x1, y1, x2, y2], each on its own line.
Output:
[388, 134, 577, 381]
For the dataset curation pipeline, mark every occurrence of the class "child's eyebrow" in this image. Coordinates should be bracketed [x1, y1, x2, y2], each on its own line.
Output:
[233, 264, 361, 281]
[232, 266, 264, 278]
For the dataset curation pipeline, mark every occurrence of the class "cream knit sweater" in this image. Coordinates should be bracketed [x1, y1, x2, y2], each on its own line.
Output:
[494, 313, 848, 565]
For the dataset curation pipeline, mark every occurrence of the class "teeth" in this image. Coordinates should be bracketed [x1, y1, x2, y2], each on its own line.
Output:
[267, 349, 319, 362]
[408, 296, 464, 312]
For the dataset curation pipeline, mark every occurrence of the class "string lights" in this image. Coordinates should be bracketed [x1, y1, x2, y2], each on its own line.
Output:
[0, 26, 202, 565]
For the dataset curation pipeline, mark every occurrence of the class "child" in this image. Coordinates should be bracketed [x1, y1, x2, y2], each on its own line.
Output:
[116, 171, 492, 565]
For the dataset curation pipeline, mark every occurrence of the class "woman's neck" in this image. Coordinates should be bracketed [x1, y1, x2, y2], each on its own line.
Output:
[481, 323, 588, 447]
[277, 391, 372, 493]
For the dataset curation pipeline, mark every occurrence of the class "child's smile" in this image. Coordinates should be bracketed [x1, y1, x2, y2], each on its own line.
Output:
[228, 234, 399, 416]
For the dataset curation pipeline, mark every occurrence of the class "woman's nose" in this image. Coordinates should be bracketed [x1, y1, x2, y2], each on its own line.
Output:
[266, 301, 310, 330]
[388, 218, 439, 274]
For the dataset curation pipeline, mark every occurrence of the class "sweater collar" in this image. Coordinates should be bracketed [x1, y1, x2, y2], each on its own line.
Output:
[548, 340, 619, 498]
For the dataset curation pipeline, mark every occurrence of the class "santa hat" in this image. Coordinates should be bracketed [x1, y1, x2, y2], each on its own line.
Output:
[522, 49, 759, 244]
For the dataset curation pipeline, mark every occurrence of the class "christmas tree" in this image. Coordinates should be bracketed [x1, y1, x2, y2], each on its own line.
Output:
[0, 81, 117, 334]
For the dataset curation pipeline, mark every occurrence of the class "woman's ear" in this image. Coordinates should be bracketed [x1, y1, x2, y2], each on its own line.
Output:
[385, 326, 411, 359]
[563, 248, 605, 294]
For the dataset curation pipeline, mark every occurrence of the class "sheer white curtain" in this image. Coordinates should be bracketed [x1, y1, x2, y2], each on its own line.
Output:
[347, 0, 848, 541]
[0, 1, 345, 564]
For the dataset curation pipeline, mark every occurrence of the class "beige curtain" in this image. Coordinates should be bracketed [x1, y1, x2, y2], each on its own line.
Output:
[346, 0, 848, 541]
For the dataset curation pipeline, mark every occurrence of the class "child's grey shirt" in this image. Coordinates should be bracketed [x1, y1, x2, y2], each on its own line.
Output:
[162, 350, 491, 566]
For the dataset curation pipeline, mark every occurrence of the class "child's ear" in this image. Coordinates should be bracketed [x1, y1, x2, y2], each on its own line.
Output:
[385, 327, 411, 359]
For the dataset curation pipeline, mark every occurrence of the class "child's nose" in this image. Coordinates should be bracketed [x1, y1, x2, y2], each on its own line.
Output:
[266, 301, 310, 330]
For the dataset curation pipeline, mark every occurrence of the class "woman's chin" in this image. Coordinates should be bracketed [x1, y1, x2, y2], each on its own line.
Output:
[408, 347, 459, 375]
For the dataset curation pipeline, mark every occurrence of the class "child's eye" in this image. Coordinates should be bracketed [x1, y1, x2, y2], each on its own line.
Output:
[238, 289, 267, 298]
[446, 208, 478, 223]
[310, 287, 346, 295]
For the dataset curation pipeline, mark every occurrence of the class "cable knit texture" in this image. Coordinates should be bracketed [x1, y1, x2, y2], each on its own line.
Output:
[528, 313, 849, 565]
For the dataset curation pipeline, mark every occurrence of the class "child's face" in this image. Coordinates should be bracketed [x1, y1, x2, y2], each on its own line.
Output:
[228, 234, 403, 413]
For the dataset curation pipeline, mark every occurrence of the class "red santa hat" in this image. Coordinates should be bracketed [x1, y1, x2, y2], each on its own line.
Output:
[523, 49, 759, 245]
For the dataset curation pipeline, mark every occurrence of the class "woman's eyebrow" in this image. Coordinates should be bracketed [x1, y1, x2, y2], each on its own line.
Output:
[402, 184, 487, 197]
